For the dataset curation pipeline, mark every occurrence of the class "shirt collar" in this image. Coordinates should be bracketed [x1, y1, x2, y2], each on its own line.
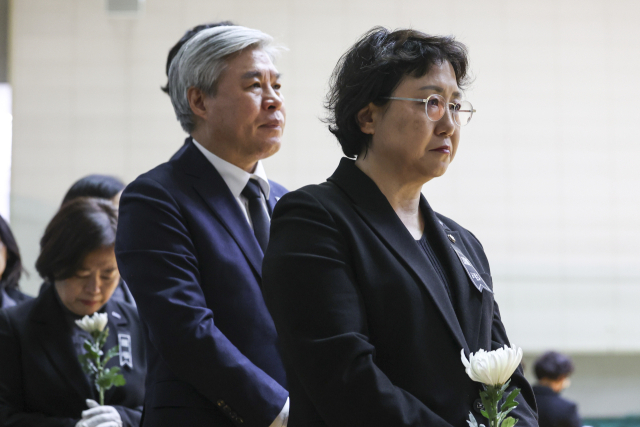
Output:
[192, 138, 270, 200]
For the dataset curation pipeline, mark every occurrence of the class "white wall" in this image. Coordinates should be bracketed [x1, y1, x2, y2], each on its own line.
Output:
[8, 0, 640, 415]
[0, 83, 10, 220]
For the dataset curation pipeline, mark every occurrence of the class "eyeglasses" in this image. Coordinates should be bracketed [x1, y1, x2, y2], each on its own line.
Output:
[384, 94, 476, 127]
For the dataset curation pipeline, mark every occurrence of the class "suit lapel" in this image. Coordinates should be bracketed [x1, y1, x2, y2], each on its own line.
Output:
[32, 286, 95, 401]
[267, 182, 279, 216]
[178, 140, 264, 277]
[103, 301, 130, 404]
[422, 203, 485, 352]
[329, 159, 469, 354]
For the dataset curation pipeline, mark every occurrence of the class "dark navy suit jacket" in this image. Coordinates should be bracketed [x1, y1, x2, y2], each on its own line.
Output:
[115, 139, 288, 427]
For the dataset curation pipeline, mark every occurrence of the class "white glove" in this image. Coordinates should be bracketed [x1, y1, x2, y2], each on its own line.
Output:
[75, 399, 123, 427]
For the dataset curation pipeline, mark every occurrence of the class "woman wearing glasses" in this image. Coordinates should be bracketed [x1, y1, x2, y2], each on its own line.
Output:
[262, 28, 537, 426]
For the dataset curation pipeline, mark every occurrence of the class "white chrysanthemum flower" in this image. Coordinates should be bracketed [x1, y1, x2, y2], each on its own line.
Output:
[75, 312, 109, 333]
[461, 345, 523, 387]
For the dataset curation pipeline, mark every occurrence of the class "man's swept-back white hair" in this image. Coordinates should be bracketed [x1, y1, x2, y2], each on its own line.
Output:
[168, 25, 280, 133]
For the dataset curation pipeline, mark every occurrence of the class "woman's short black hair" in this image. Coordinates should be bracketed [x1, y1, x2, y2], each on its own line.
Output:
[36, 198, 118, 282]
[325, 27, 470, 158]
[0, 215, 23, 290]
[61, 175, 125, 206]
[534, 351, 575, 381]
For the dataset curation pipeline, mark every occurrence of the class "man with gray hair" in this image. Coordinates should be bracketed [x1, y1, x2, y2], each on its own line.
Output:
[115, 25, 289, 427]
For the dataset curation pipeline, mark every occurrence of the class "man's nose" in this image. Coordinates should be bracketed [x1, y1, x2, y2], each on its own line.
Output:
[263, 86, 283, 110]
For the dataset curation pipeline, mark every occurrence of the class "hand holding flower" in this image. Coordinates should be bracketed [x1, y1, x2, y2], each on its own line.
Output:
[75, 399, 123, 427]
[75, 313, 126, 406]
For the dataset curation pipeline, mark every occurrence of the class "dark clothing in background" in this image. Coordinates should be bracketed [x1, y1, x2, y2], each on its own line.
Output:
[0, 284, 146, 427]
[262, 158, 538, 427]
[0, 286, 32, 309]
[115, 139, 288, 427]
[533, 385, 580, 427]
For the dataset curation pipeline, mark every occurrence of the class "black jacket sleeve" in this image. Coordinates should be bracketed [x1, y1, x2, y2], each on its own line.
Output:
[0, 310, 78, 427]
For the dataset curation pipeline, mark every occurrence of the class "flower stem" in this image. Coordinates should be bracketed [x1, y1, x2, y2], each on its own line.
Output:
[99, 388, 104, 406]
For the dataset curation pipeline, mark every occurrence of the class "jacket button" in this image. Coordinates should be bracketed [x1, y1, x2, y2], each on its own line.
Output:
[473, 398, 484, 413]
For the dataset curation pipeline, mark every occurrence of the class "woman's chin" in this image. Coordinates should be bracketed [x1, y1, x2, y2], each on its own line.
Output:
[72, 301, 102, 316]
[419, 163, 450, 180]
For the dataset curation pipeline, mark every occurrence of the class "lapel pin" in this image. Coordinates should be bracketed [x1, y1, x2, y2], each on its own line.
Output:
[447, 234, 456, 243]
[111, 311, 121, 319]
[118, 333, 133, 368]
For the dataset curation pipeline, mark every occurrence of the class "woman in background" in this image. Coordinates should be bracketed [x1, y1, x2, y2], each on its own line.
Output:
[0, 198, 145, 427]
[0, 215, 30, 308]
[62, 174, 126, 207]
[40, 174, 135, 305]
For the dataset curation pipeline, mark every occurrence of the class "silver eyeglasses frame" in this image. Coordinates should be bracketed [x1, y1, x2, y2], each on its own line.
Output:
[384, 95, 476, 127]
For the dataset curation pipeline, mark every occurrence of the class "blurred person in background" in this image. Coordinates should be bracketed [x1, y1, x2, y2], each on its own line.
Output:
[0, 198, 146, 427]
[262, 27, 537, 426]
[40, 174, 135, 306]
[0, 215, 30, 308]
[533, 351, 580, 427]
[116, 25, 288, 426]
[62, 174, 126, 208]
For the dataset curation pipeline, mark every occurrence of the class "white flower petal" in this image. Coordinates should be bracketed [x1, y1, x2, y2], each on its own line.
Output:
[461, 349, 471, 369]
[461, 345, 523, 387]
[75, 313, 109, 333]
[94, 313, 108, 332]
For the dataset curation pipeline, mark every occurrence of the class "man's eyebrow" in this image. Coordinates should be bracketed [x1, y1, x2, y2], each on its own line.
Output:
[241, 71, 282, 79]
[418, 85, 462, 98]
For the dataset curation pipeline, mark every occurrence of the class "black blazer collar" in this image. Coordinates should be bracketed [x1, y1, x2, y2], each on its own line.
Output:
[421, 202, 488, 353]
[173, 138, 264, 276]
[31, 285, 130, 401]
[31, 285, 95, 400]
[328, 158, 469, 353]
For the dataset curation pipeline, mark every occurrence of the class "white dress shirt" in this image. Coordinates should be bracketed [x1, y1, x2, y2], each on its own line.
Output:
[192, 139, 289, 427]
[192, 139, 271, 229]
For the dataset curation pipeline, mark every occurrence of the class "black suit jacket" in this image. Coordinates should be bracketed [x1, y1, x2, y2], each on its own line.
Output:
[263, 158, 538, 427]
[115, 139, 288, 427]
[0, 284, 146, 427]
[533, 386, 580, 427]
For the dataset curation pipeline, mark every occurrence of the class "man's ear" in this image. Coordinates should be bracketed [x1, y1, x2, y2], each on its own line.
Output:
[357, 103, 376, 135]
[187, 87, 208, 121]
